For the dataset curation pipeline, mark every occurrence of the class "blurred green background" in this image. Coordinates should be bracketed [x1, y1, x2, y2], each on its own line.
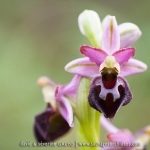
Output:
[0, 0, 150, 149]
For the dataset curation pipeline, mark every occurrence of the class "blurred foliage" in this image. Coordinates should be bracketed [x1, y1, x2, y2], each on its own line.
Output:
[0, 0, 150, 150]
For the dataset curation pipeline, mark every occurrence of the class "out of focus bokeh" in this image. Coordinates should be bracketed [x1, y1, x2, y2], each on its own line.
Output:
[0, 0, 150, 150]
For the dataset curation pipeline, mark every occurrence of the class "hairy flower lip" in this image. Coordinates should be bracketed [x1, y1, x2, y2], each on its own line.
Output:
[34, 106, 70, 142]
[88, 76, 132, 118]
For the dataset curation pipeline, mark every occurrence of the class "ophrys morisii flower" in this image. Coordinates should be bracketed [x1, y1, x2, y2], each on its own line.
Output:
[34, 75, 80, 142]
[65, 10, 147, 119]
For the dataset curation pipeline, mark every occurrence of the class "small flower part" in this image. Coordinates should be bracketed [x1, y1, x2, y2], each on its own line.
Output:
[56, 75, 81, 99]
[55, 75, 81, 127]
[101, 115, 134, 149]
[101, 116, 150, 150]
[102, 130, 134, 150]
[119, 23, 142, 48]
[65, 57, 100, 78]
[88, 76, 132, 118]
[133, 126, 150, 150]
[34, 106, 70, 142]
[100, 114, 119, 133]
[120, 58, 147, 77]
[34, 75, 80, 142]
[38, 76, 57, 110]
[102, 15, 142, 49]
[65, 50, 147, 79]
[102, 16, 120, 54]
[107, 129, 134, 145]
[78, 10, 102, 48]
[99, 56, 120, 74]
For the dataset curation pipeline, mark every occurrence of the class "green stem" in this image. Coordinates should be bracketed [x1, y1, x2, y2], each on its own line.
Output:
[76, 77, 101, 150]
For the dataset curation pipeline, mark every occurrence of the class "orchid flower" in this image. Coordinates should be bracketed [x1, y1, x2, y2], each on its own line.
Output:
[34, 75, 80, 142]
[100, 115, 150, 150]
[34, 10, 148, 150]
[65, 10, 147, 119]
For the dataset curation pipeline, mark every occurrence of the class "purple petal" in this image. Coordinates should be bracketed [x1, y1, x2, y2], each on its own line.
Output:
[55, 82, 75, 127]
[120, 58, 147, 77]
[119, 23, 142, 48]
[65, 57, 99, 78]
[102, 16, 120, 54]
[113, 48, 135, 65]
[34, 106, 70, 142]
[80, 45, 108, 65]
[62, 75, 81, 98]
[58, 96, 74, 127]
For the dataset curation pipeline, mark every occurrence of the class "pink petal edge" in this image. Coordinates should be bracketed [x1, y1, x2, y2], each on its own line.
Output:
[113, 48, 135, 65]
[80, 45, 108, 65]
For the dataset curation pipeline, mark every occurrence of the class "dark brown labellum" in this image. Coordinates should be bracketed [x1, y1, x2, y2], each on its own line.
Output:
[34, 106, 70, 142]
[88, 76, 132, 118]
